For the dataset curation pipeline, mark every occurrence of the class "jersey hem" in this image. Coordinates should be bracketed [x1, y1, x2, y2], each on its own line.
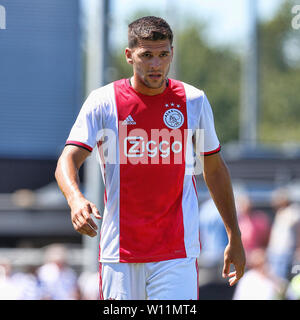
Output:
[202, 144, 221, 156]
[65, 140, 93, 152]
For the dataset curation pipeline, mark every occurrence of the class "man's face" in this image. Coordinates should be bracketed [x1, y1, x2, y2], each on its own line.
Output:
[125, 39, 173, 94]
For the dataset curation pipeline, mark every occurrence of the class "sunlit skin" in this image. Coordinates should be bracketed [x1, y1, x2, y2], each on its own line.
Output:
[125, 39, 173, 96]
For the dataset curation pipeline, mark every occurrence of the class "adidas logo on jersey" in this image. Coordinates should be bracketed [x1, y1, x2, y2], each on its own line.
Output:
[122, 115, 136, 125]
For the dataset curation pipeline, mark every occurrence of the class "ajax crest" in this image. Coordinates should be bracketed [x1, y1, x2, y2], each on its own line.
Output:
[163, 109, 184, 129]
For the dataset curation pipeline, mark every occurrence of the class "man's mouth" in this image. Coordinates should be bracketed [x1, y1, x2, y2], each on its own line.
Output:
[148, 73, 162, 80]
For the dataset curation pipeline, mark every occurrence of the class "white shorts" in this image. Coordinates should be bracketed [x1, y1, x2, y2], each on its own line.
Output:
[99, 257, 199, 300]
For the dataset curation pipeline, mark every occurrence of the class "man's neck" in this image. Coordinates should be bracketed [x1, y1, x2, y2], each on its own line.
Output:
[129, 76, 168, 96]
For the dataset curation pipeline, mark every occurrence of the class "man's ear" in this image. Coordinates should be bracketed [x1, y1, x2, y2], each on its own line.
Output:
[125, 48, 133, 65]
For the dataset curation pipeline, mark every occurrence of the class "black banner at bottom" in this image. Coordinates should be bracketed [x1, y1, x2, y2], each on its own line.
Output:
[0, 300, 297, 319]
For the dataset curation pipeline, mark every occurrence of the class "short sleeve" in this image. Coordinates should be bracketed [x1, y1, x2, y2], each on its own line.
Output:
[198, 93, 221, 156]
[65, 90, 103, 152]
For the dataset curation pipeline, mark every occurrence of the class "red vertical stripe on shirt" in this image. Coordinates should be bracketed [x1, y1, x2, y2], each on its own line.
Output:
[114, 79, 188, 262]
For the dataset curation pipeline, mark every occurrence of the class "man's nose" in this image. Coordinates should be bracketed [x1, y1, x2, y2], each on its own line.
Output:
[150, 57, 161, 69]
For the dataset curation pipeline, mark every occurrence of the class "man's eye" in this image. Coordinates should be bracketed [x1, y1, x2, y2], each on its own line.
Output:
[142, 53, 151, 57]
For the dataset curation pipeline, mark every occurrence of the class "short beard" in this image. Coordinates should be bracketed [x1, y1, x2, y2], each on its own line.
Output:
[142, 64, 170, 89]
[143, 76, 166, 89]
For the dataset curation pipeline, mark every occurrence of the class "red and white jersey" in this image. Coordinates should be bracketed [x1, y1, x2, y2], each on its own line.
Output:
[66, 78, 221, 263]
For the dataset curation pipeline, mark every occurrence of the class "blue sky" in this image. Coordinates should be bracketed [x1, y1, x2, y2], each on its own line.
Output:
[107, 0, 284, 49]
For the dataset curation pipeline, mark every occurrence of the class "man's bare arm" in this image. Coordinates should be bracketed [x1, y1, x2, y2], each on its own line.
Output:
[55, 145, 101, 237]
[201, 152, 246, 286]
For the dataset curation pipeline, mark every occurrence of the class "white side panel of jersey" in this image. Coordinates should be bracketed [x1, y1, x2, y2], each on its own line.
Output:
[181, 82, 220, 258]
[181, 83, 201, 257]
[92, 83, 121, 263]
[182, 174, 201, 257]
[182, 82, 220, 154]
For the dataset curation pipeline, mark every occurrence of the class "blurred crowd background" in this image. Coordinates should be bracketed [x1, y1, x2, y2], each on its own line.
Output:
[1, 0, 300, 300]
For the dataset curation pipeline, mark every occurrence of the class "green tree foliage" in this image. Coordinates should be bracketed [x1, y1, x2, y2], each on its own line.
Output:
[176, 24, 241, 144]
[259, 0, 300, 144]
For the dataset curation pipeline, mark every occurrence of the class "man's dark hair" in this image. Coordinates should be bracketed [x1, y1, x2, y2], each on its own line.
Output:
[128, 16, 173, 48]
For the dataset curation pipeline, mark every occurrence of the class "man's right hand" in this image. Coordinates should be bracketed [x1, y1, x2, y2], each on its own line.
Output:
[69, 197, 102, 237]
[55, 145, 102, 237]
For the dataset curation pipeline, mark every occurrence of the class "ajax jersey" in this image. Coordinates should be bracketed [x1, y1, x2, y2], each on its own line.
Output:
[66, 78, 221, 263]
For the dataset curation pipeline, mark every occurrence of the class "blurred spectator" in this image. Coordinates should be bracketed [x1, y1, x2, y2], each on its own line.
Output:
[267, 189, 300, 280]
[236, 193, 271, 261]
[78, 271, 100, 300]
[233, 248, 286, 300]
[37, 244, 79, 300]
[10, 266, 43, 300]
[0, 258, 22, 299]
[199, 198, 228, 267]
[198, 198, 228, 286]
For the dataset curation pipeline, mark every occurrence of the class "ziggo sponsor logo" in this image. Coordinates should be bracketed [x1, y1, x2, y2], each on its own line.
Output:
[120, 126, 185, 165]
[124, 136, 182, 159]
